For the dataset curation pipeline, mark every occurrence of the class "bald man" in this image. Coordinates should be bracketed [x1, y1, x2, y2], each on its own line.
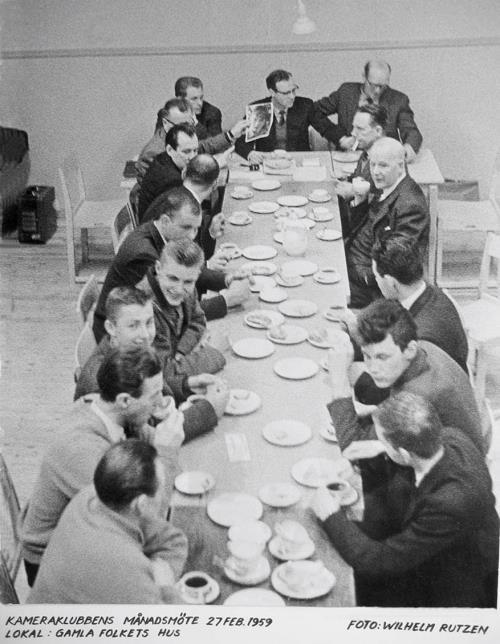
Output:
[345, 137, 429, 308]
[313, 60, 422, 162]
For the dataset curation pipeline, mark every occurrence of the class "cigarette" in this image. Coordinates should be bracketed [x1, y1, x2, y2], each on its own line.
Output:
[351, 140, 359, 151]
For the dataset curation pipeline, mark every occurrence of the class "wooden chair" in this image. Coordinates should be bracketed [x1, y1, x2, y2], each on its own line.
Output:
[455, 232, 500, 401]
[0, 447, 21, 586]
[58, 156, 125, 283]
[111, 206, 134, 254]
[75, 274, 100, 326]
[74, 321, 97, 382]
[436, 150, 500, 287]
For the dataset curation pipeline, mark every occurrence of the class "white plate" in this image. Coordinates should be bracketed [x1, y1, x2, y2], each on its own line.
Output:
[259, 287, 288, 303]
[223, 588, 285, 607]
[273, 358, 319, 381]
[225, 389, 261, 416]
[248, 201, 280, 214]
[207, 493, 263, 527]
[313, 268, 341, 285]
[266, 324, 308, 345]
[277, 195, 309, 207]
[175, 572, 220, 604]
[291, 457, 350, 488]
[252, 179, 281, 191]
[228, 520, 272, 544]
[271, 561, 336, 600]
[280, 260, 318, 277]
[224, 556, 271, 586]
[319, 422, 338, 443]
[276, 206, 308, 219]
[323, 306, 346, 322]
[241, 261, 277, 276]
[307, 328, 333, 349]
[268, 536, 315, 561]
[228, 212, 253, 226]
[232, 338, 275, 359]
[174, 471, 215, 495]
[262, 419, 312, 447]
[244, 309, 285, 329]
[307, 193, 332, 203]
[258, 482, 302, 508]
[231, 189, 254, 200]
[309, 208, 334, 222]
[275, 272, 304, 287]
[316, 228, 342, 241]
[242, 245, 278, 260]
[249, 275, 276, 293]
[278, 299, 318, 318]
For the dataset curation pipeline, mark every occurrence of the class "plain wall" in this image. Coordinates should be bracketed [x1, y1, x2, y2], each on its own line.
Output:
[1, 0, 499, 199]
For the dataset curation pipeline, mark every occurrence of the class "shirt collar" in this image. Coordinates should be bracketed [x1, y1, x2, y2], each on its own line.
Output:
[90, 400, 125, 443]
[153, 220, 168, 245]
[414, 447, 445, 487]
[380, 172, 406, 201]
[400, 281, 427, 310]
[184, 183, 202, 204]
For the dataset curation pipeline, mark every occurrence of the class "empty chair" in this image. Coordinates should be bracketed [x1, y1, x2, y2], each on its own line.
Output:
[111, 206, 134, 254]
[58, 156, 125, 283]
[75, 274, 100, 326]
[436, 150, 500, 287]
[74, 321, 97, 382]
[0, 446, 21, 585]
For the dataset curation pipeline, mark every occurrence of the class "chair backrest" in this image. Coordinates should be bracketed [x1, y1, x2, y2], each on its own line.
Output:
[0, 551, 19, 604]
[58, 156, 86, 217]
[74, 321, 97, 381]
[76, 274, 100, 326]
[308, 125, 331, 152]
[488, 148, 500, 213]
[478, 232, 500, 297]
[0, 448, 21, 583]
[111, 206, 134, 253]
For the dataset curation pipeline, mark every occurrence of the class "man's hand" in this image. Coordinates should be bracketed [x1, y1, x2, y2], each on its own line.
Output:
[214, 146, 234, 169]
[225, 265, 252, 286]
[248, 150, 265, 165]
[328, 330, 355, 398]
[220, 278, 250, 308]
[151, 395, 175, 422]
[339, 135, 356, 150]
[209, 213, 225, 239]
[207, 254, 229, 271]
[229, 119, 247, 139]
[403, 143, 417, 164]
[204, 379, 230, 418]
[334, 181, 355, 201]
[311, 486, 340, 522]
[150, 558, 176, 588]
[187, 373, 217, 394]
[153, 409, 185, 449]
[331, 307, 358, 334]
[342, 440, 386, 461]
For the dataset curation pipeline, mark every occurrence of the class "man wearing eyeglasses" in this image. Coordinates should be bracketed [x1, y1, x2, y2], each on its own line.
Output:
[313, 60, 422, 163]
[235, 69, 323, 164]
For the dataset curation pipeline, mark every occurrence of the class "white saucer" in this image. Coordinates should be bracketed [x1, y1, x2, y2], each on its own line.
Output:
[225, 389, 261, 416]
[228, 520, 272, 544]
[280, 260, 318, 277]
[176, 572, 220, 604]
[275, 272, 304, 287]
[278, 299, 318, 318]
[224, 556, 271, 586]
[323, 306, 346, 322]
[242, 261, 277, 276]
[258, 482, 302, 508]
[229, 213, 253, 226]
[244, 309, 285, 329]
[268, 536, 315, 561]
[309, 208, 334, 222]
[231, 189, 254, 200]
[232, 338, 275, 359]
[313, 268, 341, 285]
[242, 245, 278, 260]
[319, 422, 338, 443]
[262, 419, 312, 447]
[316, 228, 342, 241]
[248, 201, 280, 214]
[259, 287, 288, 303]
[224, 588, 285, 606]
[291, 457, 351, 488]
[273, 357, 319, 381]
[307, 328, 332, 348]
[252, 179, 281, 191]
[271, 561, 336, 600]
[174, 471, 215, 495]
[207, 493, 263, 527]
[307, 193, 332, 203]
[266, 324, 308, 345]
[249, 275, 276, 293]
[277, 195, 309, 207]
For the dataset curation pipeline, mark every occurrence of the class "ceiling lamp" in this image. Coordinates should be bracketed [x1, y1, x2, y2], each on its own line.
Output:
[292, 0, 317, 35]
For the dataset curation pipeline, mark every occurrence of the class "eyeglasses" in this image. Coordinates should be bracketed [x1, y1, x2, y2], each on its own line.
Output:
[366, 80, 388, 92]
[275, 85, 299, 96]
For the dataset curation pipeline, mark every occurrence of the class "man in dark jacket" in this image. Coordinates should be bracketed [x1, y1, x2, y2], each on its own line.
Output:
[312, 391, 498, 607]
[174, 76, 222, 137]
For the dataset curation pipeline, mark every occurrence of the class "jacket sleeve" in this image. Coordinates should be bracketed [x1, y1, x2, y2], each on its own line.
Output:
[200, 294, 228, 321]
[390, 192, 429, 246]
[327, 397, 377, 451]
[182, 400, 218, 442]
[397, 96, 423, 153]
[312, 87, 348, 144]
[141, 516, 188, 581]
[198, 132, 231, 155]
[175, 294, 207, 356]
[136, 131, 166, 182]
[205, 104, 223, 136]
[234, 131, 253, 160]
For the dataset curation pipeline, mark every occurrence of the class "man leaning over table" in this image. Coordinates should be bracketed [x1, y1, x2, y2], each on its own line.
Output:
[313, 60, 422, 162]
[312, 392, 499, 607]
[75, 286, 229, 434]
[20, 345, 184, 587]
[28, 440, 188, 604]
[234, 69, 324, 164]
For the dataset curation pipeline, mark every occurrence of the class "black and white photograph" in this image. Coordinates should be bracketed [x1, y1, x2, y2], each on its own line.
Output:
[0, 0, 499, 642]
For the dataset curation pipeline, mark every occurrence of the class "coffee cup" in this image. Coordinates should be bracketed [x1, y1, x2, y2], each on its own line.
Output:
[151, 395, 176, 422]
[351, 177, 371, 196]
[311, 188, 329, 199]
[233, 185, 249, 196]
[326, 479, 350, 499]
[179, 572, 213, 603]
[274, 520, 309, 557]
[273, 149, 287, 158]
[227, 540, 263, 576]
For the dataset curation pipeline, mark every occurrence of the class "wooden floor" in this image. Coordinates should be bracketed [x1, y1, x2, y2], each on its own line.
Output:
[1, 217, 500, 598]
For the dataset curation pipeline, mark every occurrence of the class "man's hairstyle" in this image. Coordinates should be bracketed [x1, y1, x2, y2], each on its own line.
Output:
[165, 123, 197, 150]
[373, 391, 443, 459]
[94, 440, 159, 511]
[97, 346, 162, 403]
[160, 237, 204, 269]
[372, 238, 424, 285]
[142, 185, 200, 224]
[155, 97, 191, 131]
[356, 103, 388, 130]
[104, 287, 152, 324]
[174, 76, 203, 98]
[364, 60, 392, 77]
[184, 154, 219, 189]
[355, 299, 417, 350]
[266, 69, 292, 91]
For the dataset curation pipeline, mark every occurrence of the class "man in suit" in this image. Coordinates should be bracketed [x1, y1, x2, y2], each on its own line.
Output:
[174, 76, 222, 137]
[235, 69, 323, 164]
[312, 391, 498, 607]
[313, 60, 422, 162]
[345, 137, 429, 308]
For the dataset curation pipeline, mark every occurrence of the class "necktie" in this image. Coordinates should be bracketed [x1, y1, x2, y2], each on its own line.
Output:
[277, 110, 285, 126]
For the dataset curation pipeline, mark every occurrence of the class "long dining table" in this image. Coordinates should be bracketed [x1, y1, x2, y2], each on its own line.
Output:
[170, 162, 360, 606]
